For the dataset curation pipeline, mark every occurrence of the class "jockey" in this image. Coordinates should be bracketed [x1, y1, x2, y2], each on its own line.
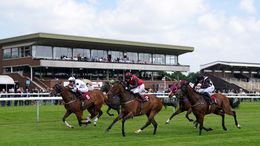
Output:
[68, 76, 89, 100]
[193, 75, 215, 104]
[125, 72, 146, 101]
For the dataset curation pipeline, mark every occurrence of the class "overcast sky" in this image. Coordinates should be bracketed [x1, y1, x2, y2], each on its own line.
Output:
[0, 0, 259, 72]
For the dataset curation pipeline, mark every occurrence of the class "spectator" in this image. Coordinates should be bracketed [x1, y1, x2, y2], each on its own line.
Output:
[0, 88, 6, 107]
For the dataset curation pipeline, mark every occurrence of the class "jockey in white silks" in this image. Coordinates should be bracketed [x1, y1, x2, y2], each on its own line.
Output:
[193, 75, 215, 104]
[68, 77, 89, 93]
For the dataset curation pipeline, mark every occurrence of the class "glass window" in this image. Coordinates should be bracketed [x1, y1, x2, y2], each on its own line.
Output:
[32, 46, 52, 59]
[19, 47, 24, 57]
[54, 47, 72, 59]
[166, 55, 177, 65]
[11, 48, 19, 58]
[108, 51, 123, 62]
[3, 49, 11, 59]
[153, 54, 165, 64]
[91, 50, 107, 62]
[138, 53, 152, 64]
[125, 52, 138, 63]
[24, 46, 31, 57]
[73, 48, 90, 60]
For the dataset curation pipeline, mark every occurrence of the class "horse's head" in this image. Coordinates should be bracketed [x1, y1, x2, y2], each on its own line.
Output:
[175, 80, 189, 99]
[107, 81, 125, 99]
[169, 83, 177, 98]
[100, 81, 110, 93]
[51, 83, 62, 96]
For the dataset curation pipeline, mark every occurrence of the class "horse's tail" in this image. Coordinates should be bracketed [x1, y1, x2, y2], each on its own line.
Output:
[228, 98, 241, 109]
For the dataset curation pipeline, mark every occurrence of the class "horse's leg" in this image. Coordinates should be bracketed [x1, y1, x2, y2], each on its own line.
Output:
[106, 107, 114, 116]
[151, 118, 158, 135]
[93, 109, 103, 126]
[215, 110, 227, 131]
[186, 108, 194, 122]
[224, 109, 241, 129]
[121, 112, 134, 137]
[232, 111, 241, 128]
[165, 107, 183, 124]
[197, 114, 212, 135]
[75, 111, 85, 127]
[105, 113, 123, 132]
[63, 110, 73, 128]
[116, 108, 120, 115]
[135, 111, 156, 134]
[222, 98, 241, 128]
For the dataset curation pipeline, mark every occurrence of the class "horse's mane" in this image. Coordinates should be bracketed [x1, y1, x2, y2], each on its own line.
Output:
[113, 80, 135, 97]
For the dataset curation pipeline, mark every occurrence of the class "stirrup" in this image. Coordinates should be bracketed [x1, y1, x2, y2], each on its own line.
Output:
[80, 101, 84, 110]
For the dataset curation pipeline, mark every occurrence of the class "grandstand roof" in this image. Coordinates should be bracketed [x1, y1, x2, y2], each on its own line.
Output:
[200, 61, 260, 72]
[0, 75, 15, 85]
[0, 33, 194, 55]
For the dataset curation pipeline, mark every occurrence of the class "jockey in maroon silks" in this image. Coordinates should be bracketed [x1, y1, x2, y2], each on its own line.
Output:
[125, 72, 146, 101]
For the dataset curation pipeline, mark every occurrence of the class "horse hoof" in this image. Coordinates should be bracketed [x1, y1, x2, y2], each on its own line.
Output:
[134, 129, 142, 134]
[67, 126, 74, 128]
[165, 119, 170, 124]
[208, 128, 213, 131]
[105, 129, 110, 133]
[237, 124, 241, 128]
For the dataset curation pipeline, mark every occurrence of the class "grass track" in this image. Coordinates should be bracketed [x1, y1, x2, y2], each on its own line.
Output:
[0, 102, 260, 146]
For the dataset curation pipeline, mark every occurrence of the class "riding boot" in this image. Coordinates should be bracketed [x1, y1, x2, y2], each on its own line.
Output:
[204, 92, 212, 105]
[76, 90, 84, 110]
[134, 93, 145, 102]
[134, 93, 144, 114]
[204, 92, 212, 113]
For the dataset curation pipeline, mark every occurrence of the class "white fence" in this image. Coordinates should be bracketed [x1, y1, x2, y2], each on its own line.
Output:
[0, 93, 260, 122]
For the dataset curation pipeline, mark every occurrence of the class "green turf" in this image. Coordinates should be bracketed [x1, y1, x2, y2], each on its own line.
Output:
[0, 102, 259, 146]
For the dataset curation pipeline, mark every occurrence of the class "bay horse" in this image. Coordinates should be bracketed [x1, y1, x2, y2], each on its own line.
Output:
[100, 81, 120, 116]
[51, 83, 105, 128]
[165, 83, 193, 124]
[105, 80, 163, 136]
[174, 80, 241, 135]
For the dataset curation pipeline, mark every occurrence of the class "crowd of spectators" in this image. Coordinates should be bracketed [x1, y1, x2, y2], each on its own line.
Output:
[60, 54, 151, 65]
[0, 87, 59, 107]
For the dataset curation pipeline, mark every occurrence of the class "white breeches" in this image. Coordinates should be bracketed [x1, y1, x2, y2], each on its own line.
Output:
[197, 85, 215, 94]
[130, 84, 145, 94]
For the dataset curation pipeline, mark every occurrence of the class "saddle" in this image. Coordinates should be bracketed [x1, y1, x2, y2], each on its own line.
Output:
[133, 93, 149, 103]
[82, 92, 91, 100]
[199, 92, 217, 105]
[77, 92, 91, 111]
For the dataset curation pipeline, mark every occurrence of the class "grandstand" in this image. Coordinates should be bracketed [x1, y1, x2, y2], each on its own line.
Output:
[0, 33, 194, 91]
[200, 61, 260, 92]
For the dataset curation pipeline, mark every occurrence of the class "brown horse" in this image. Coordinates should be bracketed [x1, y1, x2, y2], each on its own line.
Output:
[51, 83, 105, 128]
[100, 81, 120, 116]
[174, 80, 241, 135]
[105, 80, 163, 136]
[165, 87, 193, 124]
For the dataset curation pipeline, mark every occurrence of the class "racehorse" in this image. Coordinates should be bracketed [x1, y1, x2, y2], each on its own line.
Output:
[51, 83, 105, 128]
[165, 83, 193, 124]
[105, 80, 163, 136]
[173, 80, 241, 135]
[100, 81, 120, 116]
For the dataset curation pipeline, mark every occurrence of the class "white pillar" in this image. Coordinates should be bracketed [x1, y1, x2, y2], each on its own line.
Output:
[30, 66, 33, 80]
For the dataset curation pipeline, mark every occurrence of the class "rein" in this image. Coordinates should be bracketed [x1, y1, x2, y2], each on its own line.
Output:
[64, 99, 77, 105]
[123, 99, 135, 105]
[192, 102, 205, 107]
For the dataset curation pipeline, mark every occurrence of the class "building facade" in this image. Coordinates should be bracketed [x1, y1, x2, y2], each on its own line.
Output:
[0, 33, 194, 90]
